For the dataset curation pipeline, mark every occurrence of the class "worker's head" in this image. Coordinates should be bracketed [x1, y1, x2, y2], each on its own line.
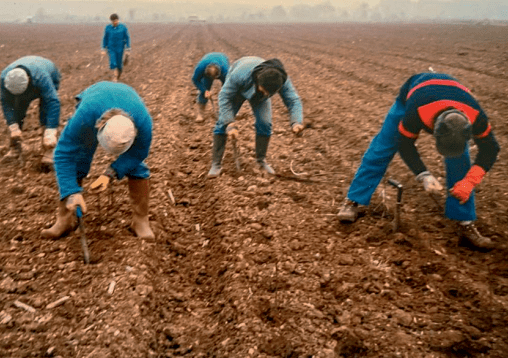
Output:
[204, 64, 221, 80]
[434, 109, 472, 158]
[256, 68, 286, 97]
[96, 109, 137, 157]
[110, 13, 119, 26]
[251, 58, 288, 102]
[4, 68, 29, 95]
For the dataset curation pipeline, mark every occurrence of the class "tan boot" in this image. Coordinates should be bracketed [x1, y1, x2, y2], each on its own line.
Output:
[1, 137, 22, 163]
[41, 128, 57, 168]
[128, 178, 155, 239]
[41, 200, 77, 239]
[195, 103, 206, 122]
[112, 69, 119, 82]
[41, 147, 54, 167]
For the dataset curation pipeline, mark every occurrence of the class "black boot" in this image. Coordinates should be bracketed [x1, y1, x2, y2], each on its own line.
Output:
[256, 134, 275, 174]
[208, 134, 227, 178]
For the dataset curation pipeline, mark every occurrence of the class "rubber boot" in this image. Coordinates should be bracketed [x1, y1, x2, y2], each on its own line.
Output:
[208, 134, 227, 178]
[1, 137, 22, 163]
[196, 103, 206, 123]
[113, 69, 120, 82]
[255, 134, 275, 175]
[41, 129, 57, 168]
[41, 200, 77, 239]
[41, 147, 55, 167]
[128, 178, 155, 240]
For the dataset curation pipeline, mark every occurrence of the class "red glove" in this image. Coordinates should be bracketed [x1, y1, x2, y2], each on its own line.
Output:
[450, 165, 486, 204]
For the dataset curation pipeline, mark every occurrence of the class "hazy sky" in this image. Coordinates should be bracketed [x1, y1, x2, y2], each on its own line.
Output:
[2, 0, 507, 21]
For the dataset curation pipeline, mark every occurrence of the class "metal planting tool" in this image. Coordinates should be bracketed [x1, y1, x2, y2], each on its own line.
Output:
[76, 207, 90, 264]
[388, 179, 403, 232]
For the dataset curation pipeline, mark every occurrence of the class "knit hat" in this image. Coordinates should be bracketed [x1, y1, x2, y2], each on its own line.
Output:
[434, 109, 472, 158]
[5, 68, 29, 95]
[97, 115, 137, 156]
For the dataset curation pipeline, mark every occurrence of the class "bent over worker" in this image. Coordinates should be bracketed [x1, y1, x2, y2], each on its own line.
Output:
[1, 55, 61, 167]
[192, 52, 229, 122]
[208, 56, 304, 177]
[337, 72, 500, 249]
[41, 81, 154, 240]
[101, 13, 131, 82]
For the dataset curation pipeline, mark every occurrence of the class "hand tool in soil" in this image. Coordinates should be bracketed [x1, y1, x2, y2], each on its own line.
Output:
[76, 207, 91, 264]
[210, 96, 216, 115]
[231, 136, 242, 172]
[210, 96, 219, 121]
[388, 178, 403, 232]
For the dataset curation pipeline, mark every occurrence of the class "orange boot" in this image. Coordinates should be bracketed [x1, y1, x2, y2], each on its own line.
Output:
[128, 178, 155, 239]
[41, 200, 77, 239]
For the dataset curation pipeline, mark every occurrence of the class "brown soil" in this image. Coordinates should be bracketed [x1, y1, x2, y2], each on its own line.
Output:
[1, 22, 508, 358]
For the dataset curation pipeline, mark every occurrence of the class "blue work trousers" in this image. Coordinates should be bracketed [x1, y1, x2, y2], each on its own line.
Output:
[213, 96, 272, 137]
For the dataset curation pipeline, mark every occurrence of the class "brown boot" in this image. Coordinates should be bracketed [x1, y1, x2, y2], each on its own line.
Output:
[1, 137, 23, 163]
[458, 222, 494, 249]
[41, 200, 77, 239]
[41, 129, 56, 168]
[337, 198, 359, 223]
[196, 103, 206, 122]
[128, 178, 155, 239]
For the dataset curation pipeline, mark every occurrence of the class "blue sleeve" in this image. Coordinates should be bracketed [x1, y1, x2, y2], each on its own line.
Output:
[220, 64, 228, 84]
[124, 26, 131, 49]
[192, 62, 207, 93]
[54, 106, 98, 200]
[217, 76, 241, 126]
[36, 74, 60, 129]
[279, 78, 303, 126]
[1, 84, 15, 125]
[111, 115, 152, 179]
[102, 27, 108, 49]
[219, 58, 229, 84]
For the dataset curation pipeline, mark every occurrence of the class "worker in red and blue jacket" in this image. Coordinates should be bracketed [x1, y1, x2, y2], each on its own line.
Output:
[101, 13, 131, 82]
[338, 72, 500, 249]
[192, 52, 229, 122]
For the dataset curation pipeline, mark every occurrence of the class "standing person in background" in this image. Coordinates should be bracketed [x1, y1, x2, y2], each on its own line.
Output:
[101, 13, 131, 82]
[1, 55, 61, 168]
[337, 72, 500, 249]
[192, 52, 229, 122]
[208, 56, 304, 177]
[41, 81, 154, 241]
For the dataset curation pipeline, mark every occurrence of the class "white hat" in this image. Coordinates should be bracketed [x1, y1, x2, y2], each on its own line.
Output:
[5, 68, 29, 95]
[97, 115, 137, 156]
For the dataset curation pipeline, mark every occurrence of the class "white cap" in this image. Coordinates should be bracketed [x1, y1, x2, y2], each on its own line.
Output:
[97, 115, 137, 156]
[5, 68, 29, 95]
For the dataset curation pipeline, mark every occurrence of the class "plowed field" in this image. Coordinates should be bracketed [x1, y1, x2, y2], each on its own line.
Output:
[1, 22, 508, 358]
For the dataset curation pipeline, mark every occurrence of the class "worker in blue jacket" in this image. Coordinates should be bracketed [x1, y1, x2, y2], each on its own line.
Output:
[338, 72, 500, 249]
[208, 56, 304, 177]
[101, 13, 131, 82]
[41, 81, 154, 240]
[1, 56, 60, 167]
[192, 52, 229, 122]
